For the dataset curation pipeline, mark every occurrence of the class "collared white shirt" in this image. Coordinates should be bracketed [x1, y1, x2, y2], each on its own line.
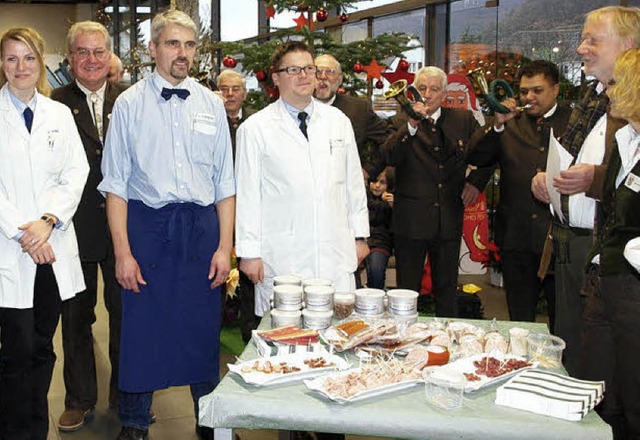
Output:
[615, 123, 640, 187]
[568, 113, 607, 229]
[76, 80, 106, 128]
[408, 106, 442, 136]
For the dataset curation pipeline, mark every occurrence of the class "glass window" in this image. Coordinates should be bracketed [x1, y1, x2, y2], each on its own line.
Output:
[221, 0, 258, 40]
[373, 9, 425, 73]
[448, 0, 620, 103]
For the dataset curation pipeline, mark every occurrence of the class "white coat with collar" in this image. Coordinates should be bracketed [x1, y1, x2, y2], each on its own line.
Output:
[235, 98, 369, 315]
[0, 84, 89, 309]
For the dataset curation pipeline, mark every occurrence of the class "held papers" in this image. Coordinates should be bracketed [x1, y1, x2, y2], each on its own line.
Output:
[545, 128, 574, 223]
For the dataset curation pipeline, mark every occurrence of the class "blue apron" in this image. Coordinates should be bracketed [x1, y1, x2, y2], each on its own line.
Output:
[119, 200, 221, 392]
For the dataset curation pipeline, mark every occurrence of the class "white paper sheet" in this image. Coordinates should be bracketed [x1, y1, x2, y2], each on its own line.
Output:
[545, 128, 574, 223]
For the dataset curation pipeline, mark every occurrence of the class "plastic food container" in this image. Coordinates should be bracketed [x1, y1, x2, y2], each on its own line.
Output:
[509, 327, 530, 357]
[304, 285, 335, 312]
[273, 284, 303, 311]
[333, 292, 355, 319]
[270, 309, 302, 328]
[354, 288, 385, 315]
[425, 369, 465, 410]
[302, 277, 333, 287]
[390, 312, 419, 326]
[302, 309, 333, 330]
[386, 289, 419, 315]
[527, 333, 566, 369]
[273, 274, 302, 286]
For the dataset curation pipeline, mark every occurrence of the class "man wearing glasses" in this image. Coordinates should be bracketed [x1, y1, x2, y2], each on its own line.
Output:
[51, 20, 128, 432]
[314, 53, 389, 180]
[235, 41, 369, 324]
[99, 10, 234, 440]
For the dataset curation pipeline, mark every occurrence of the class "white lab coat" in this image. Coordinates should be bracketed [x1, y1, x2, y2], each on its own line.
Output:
[235, 99, 369, 315]
[0, 84, 89, 308]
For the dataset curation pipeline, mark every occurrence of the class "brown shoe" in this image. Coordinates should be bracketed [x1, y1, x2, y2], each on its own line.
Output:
[58, 407, 95, 432]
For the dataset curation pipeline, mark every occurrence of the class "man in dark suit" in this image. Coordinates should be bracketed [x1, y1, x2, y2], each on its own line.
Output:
[467, 60, 571, 330]
[314, 53, 389, 179]
[381, 66, 488, 317]
[51, 21, 127, 432]
[216, 69, 258, 343]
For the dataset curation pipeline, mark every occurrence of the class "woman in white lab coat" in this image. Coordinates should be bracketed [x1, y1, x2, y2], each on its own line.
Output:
[0, 27, 88, 439]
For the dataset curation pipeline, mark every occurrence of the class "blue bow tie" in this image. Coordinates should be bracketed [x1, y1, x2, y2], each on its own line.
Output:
[161, 87, 190, 101]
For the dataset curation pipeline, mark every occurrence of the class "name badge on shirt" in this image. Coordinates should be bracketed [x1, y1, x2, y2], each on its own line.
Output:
[47, 129, 60, 151]
[625, 173, 640, 193]
[193, 113, 217, 136]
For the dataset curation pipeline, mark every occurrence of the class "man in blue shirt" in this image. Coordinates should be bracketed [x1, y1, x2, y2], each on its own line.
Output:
[98, 10, 235, 440]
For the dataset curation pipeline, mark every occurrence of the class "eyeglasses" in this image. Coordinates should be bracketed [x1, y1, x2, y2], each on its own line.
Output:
[273, 65, 317, 75]
[316, 68, 340, 78]
[73, 48, 109, 60]
[607, 79, 616, 87]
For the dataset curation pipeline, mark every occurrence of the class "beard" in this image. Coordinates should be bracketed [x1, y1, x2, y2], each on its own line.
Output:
[170, 57, 190, 80]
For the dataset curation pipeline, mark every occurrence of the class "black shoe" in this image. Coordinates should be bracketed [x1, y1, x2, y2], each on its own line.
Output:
[196, 425, 214, 440]
[116, 426, 149, 440]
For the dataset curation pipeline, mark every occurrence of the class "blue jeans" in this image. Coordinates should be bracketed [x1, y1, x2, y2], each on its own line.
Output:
[119, 380, 217, 429]
[365, 251, 390, 290]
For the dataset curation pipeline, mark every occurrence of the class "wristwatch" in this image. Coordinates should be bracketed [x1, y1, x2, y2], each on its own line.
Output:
[41, 214, 57, 228]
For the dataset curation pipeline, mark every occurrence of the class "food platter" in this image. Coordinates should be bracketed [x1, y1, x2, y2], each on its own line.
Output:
[304, 368, 423, 404]
[431, 354, 536, 393]
[228, 352, 350, 387]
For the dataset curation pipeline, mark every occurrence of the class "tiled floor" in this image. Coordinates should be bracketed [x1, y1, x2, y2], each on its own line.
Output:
[46, 271, 548, 440]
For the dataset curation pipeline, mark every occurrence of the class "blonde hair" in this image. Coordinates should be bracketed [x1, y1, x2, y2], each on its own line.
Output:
[66, 21, 111, 58]
[0, 27, 50, 97]
[151, 9, 198, 43]
[586, 6, 640, 48]
[607, 48, 640, 123]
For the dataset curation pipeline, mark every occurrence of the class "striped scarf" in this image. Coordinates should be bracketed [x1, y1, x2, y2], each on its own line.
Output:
[561, 81, 609, 158]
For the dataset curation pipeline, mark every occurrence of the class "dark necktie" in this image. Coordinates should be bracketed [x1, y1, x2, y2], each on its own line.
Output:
[298, 111, 308, 139]
[160, 87, 190, 101]
[23, 107, 33, 133]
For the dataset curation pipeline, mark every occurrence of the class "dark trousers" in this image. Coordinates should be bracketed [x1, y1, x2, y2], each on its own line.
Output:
[365, 250, 390, 290]
[238, 269, 259, 343]
[0, 265, 62, 440]
[501, 250, 555, 330]
[580, 271, 640, 440]
[395, 234, 460, 317]
[61, 249, 122, 410]
[554, 229, 592, 376]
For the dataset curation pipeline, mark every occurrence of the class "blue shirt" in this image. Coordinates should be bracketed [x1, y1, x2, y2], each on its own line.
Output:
[98, 72, 235, 209]
[282, 99, 313, 126]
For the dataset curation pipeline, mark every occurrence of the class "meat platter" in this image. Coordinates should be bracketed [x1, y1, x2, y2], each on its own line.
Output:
[431, 354, 536, 393]
[228, 352, 350, 387]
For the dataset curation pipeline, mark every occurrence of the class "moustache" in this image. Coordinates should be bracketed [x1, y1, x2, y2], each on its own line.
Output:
[172, 57, 189, 65]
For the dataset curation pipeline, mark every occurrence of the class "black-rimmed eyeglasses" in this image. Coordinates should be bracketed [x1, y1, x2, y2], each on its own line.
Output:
[273, 65, 317, 75]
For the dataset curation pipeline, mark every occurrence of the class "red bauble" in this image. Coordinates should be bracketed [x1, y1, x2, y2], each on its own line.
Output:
[339, 13, 348, 22]
[337, 87, 346, 95]
[266, 86, 279, 100]
[255, 70, 267, 82]
[375, 79, 384, 89]
[222, 56, 237, 68]
[316, 8, 328, 22]
[353, 62, 364, 73]
[398, 59, 410, 71]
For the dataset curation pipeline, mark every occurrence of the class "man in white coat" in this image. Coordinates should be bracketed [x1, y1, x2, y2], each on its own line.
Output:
[235, 41, 370, 317]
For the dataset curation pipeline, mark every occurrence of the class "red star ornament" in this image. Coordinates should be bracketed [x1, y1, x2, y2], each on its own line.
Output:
[362, 59, 386, 81]
[293, 13, 309, 31]
[266, 3, 275, 19]
[381, 69, 415, 85]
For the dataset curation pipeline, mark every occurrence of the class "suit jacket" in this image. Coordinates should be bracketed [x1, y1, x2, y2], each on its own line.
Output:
[382, 107, 487, 240]
[332, 94, 389, 177]
[227, 106, 257, 161]
[468, 105, 572, 253]
[51, 81, 127, 262]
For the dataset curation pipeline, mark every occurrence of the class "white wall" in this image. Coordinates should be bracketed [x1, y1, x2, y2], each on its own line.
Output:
[0, 4, 93, 56]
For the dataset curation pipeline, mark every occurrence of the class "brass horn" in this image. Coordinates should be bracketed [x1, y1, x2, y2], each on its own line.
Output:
[383, 79, 426, 121]
[467, 68, 529, 114]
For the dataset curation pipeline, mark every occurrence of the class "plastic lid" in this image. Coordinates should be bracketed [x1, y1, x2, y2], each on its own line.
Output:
[273, 284, 303, 295]
[386, 289, 419, 299]
[273, 274, 302, 285]
[304, 285, 335, 295]
[271, 309, 301, 317]
[302, 309, 334, 318]
[334, 292, 355, 303]
[302, 277, 333, 287]
[355, 288, 385, 298]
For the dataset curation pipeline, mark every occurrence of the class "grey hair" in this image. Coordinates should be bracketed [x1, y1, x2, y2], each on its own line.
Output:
[413, 66, 447, 90]
[151, 9, 198, 43]
[66, 21, 111, 57]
